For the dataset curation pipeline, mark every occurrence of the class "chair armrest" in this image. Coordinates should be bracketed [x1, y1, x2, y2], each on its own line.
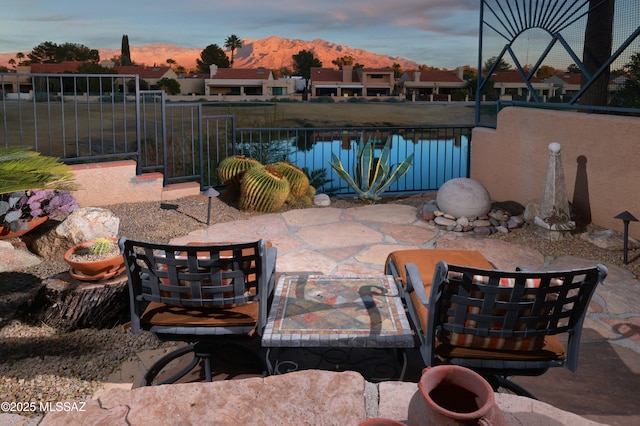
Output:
[405, 263, 430, 307]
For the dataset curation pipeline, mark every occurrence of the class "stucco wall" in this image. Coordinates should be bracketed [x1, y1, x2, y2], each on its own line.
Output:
[69, 160, 200, 207]
[471, 107, 640, 240]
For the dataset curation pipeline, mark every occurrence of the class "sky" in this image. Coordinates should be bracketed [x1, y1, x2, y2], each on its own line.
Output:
[0, 0, 481, 69]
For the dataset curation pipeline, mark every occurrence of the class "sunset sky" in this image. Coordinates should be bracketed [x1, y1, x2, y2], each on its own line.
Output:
[0, 0, 480, 69]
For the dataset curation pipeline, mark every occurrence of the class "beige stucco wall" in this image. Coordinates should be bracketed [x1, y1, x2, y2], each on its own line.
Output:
[70, 160, 200, 207]
[471, 106, 640, 240]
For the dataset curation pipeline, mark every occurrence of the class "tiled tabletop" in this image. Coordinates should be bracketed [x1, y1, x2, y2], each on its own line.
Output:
[262, 275, 414, 348]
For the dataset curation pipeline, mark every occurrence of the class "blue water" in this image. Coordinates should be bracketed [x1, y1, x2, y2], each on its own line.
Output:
[285, 135, 469, 194]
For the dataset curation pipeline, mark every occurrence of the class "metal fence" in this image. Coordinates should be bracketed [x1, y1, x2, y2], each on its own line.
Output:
[478, 0, 640, 127]
[233, 126, 472, 195]
[1, 71, 471, 194]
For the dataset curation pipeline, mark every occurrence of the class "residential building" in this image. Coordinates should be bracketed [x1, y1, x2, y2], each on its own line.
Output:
[309, 66, 396, 99]
[488, 71, 554, 101]
[204, 65, 296, 99]
[398, 69, 467, 101]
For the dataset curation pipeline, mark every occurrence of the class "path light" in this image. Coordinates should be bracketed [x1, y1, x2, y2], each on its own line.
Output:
[614, 211, 638, 264]
[202, 187, 220, 225]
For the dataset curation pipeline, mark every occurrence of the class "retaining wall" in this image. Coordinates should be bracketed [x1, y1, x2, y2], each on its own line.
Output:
[471, 107, 640, 240]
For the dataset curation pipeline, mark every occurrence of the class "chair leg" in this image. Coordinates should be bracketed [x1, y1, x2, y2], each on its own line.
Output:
[142, 344, 201, 386]
[142, 341, 265, 386]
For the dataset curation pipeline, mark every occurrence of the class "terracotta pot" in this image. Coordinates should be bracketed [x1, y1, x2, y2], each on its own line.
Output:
[0, 216, 48, 240]
[64, 237, 125, 281]
[407, 366, 506, 426]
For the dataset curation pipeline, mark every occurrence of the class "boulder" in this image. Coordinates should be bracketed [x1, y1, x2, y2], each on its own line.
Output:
[436, 178, 491, 218]
[25, 208, 120, 260]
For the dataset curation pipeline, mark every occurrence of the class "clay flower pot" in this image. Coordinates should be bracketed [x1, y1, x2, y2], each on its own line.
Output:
[407, 366, 507, 426]
[64, 237, 125, 281]
[0, 215, 48, 240]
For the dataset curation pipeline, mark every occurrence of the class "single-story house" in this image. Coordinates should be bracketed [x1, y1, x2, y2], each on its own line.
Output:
[204, 65, 296, 98]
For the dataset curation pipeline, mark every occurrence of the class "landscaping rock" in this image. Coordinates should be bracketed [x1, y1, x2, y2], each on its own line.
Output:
[581, 229, 640, 251]
[436, 178, 491, 218]
[314, 193, 331, 207]
[0, 242, 42, 272]
[25, 208, 120, 261]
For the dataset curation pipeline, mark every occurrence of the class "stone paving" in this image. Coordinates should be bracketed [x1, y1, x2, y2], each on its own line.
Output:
[168, 203, 640, 425]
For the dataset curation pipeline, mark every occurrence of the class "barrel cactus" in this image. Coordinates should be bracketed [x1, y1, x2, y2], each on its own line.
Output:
[239, 165, 291, 213]
[218, 156, 262, 195]
[270, 162, 310, 199]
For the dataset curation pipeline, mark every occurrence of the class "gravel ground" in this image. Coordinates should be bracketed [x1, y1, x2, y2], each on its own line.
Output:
[1, 192, 639, 415]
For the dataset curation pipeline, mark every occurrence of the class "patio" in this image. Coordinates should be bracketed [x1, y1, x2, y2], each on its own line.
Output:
[92, 202, 640, 425]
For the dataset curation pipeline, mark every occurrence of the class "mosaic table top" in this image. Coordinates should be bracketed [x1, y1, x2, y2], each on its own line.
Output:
[262, 275, 414, 348]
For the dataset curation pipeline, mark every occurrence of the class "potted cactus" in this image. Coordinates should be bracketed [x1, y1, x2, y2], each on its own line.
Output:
[63, 237, 125, 281]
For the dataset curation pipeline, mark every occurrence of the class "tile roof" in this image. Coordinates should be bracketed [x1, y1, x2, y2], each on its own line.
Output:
[29, 61, 86, 73]
[405, 70, 464, 83]
[310, 67, 360, 82]
[489, 71, 542, 83]
[211, 68, 272, 80]
[112, 65, 172, 78]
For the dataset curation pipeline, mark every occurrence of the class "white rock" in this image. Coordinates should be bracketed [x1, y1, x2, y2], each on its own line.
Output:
[436, 178, 491, 218]
[434, 216, 457, 227]
[313, 194, 331, 207]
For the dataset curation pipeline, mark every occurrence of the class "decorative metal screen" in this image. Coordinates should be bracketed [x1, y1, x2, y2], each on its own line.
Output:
[477, 0, 640, 127]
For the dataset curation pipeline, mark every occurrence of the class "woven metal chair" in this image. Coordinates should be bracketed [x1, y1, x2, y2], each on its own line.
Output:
[119, 237, 277, 386]
[404, 260, 607, 398]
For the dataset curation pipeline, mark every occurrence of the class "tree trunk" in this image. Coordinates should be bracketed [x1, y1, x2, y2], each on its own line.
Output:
[20, 272, 129, 331]
[581, 0, 615, 106]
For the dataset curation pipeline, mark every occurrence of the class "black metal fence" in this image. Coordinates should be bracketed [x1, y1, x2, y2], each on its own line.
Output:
[1, 71, 472, 194]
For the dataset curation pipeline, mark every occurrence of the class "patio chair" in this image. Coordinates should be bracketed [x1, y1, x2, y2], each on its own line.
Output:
[403, 259, 607, 398]
[119, 237, 277, 386]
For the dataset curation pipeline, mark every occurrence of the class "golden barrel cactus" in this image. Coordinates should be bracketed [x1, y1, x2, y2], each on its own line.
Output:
[239, 165, 290, 213]
[270, 162, 310, 199]
[217, 156, 262, 195]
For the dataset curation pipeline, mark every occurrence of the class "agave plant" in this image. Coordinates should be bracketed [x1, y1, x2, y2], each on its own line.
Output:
[328, 134, 414, 202]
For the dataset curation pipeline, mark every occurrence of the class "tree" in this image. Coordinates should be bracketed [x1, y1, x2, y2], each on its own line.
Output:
[536, 65, 556, 79]
[567, 63, 581, 74]
[581, 0, 614, 106]
[392, 63, 403, 78]
[609, 52, 640, 108]
[292, 49, 322, 94]
[76, 63, 115, 93]
[166, 58, 176, 69]
[483, 56, 512, 73]
[196, 44, 230, 74]
[156, 77, 181, 95]
[332, 56, 354, 70]
[121, 35, 132, 66]
[28, 41, 99, 64]
[224, 35, 243, 67]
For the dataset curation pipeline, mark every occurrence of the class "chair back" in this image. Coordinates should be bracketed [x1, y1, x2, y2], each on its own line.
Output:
[119, 238, 273, 334]
[425, 261, 607, 371]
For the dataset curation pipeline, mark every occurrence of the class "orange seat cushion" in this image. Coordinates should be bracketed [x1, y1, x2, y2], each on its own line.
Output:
[386, 249, 493, 288]
[141, 301, 259, 329]
[386, 250, 493, 339]
[435, 334, 566, 362]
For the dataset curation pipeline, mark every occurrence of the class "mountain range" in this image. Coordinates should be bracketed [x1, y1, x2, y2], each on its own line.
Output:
[1, 36, 420, 72]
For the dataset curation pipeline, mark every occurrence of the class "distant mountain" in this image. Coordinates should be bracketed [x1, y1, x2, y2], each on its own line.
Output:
[1, 36, 420, 72]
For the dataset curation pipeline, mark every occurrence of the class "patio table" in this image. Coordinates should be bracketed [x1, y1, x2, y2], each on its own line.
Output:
[262, 274, 414, 380]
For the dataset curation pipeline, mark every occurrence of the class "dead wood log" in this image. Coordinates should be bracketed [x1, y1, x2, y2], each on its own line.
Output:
[20, 271, 129, 331]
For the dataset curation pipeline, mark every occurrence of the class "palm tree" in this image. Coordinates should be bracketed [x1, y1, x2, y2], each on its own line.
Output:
[166, 58, 176, 70]
[224, 35, 243, 67]
[0, 147, 77, 194]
